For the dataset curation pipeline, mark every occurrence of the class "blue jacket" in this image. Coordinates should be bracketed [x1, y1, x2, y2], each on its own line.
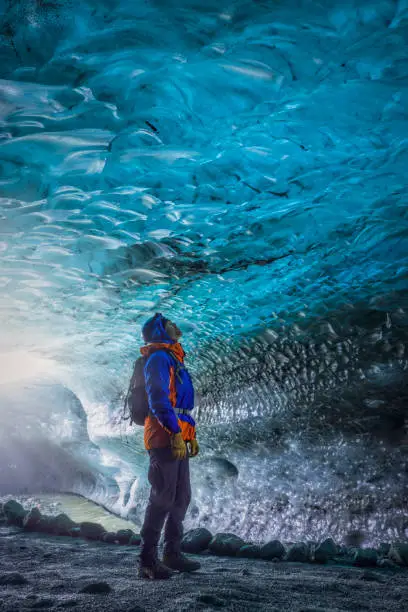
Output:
[141, 313, 195, 444]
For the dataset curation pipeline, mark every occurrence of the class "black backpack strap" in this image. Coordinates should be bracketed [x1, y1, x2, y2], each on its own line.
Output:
[167, 351, 184, 383]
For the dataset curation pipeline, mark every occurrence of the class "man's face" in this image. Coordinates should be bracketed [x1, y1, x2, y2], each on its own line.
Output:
[165, 319, 182, 341]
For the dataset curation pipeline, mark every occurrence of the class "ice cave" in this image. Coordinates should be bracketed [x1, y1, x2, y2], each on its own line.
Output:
[0, 0, 407, 566]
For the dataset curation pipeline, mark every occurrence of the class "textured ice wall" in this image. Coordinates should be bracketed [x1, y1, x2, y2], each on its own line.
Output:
[0, 381, 118, 502]
[0, 0, 408, 542]
[188, 309, 408, 544]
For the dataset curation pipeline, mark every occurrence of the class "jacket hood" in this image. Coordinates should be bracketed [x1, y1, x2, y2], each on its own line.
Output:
[140, 341, 185, 363]
[142, 312, 174, 344]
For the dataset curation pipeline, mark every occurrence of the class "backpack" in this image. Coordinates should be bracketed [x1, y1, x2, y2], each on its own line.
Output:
[124, 356, 148, 426]
[124, 352, 184, 426]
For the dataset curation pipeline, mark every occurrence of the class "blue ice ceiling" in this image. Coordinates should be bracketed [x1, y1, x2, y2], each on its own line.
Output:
[0, 0, 408, 543]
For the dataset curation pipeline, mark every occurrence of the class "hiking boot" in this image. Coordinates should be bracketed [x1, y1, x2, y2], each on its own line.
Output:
[138, 558, 173, 580]
[162, 552, 201, 573]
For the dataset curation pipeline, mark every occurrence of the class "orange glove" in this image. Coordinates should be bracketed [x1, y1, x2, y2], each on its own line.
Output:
[189, 438, 199, 457]
[171, 432, 187, 460]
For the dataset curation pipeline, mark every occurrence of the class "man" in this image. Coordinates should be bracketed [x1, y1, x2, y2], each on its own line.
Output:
[139, 312, 201, 579]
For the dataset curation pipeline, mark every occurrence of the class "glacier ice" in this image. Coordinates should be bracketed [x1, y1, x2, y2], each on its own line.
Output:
[0, 0, 407, 543]
[0, 381, 118, 501]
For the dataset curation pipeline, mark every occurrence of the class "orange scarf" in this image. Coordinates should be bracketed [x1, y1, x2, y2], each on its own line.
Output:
[140, 341, 185, 363]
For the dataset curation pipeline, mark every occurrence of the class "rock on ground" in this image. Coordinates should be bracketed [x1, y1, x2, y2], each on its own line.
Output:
[51, 513, 78, 536]
[314, 538, 338, 564]
[3, 500, 27, 526]
[115, 529, 135, 545]
[23, 507, 42, 531]
[286, 542, 310, 562]
[181, 527, 212, 553]
[238, 544, 261, 558]
[260, 540, 286, 560]
[0, 572, 28, 585]
[388, 543, 408, 566]
[79, 522, 106, 540]
[353, 548, 378, 567]
[208, 533, 245, 556]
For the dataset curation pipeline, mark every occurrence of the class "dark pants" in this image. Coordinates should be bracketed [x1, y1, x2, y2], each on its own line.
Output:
[140, 447, 191, 563]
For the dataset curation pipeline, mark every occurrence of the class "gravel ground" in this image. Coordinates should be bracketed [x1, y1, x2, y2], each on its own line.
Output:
[0, 527, 407, 612]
